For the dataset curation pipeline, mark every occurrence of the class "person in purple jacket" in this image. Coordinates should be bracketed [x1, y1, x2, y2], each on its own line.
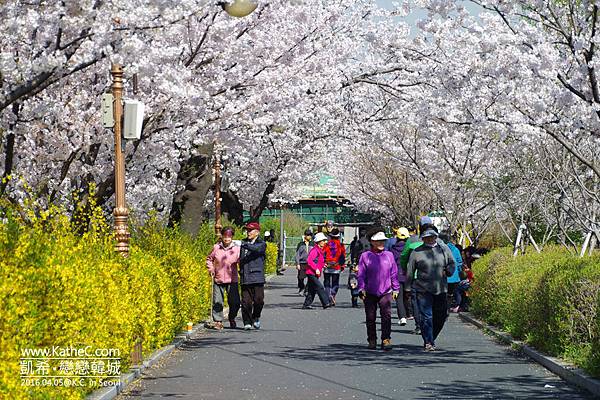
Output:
[358, 228, 401, 351]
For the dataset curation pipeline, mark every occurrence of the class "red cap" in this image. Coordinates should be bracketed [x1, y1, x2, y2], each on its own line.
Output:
[245, 222, 260, 231]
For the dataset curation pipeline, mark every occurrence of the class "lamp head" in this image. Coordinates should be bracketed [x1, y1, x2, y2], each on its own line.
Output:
[222, 0, 258, 17]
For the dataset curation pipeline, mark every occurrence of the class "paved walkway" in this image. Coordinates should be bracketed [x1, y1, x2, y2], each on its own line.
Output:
[119, 272, 590, 399]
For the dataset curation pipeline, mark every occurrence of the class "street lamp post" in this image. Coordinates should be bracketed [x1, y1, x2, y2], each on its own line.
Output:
[214, 143, 223, 240]
[111, 63, 130, 256]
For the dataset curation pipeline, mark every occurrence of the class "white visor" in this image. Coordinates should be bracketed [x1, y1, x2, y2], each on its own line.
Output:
[370, 232, 387, 241]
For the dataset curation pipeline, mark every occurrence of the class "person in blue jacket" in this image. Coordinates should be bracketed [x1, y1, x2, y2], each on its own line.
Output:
[239, 221, 267, 330]
[439, 233, 463, 308]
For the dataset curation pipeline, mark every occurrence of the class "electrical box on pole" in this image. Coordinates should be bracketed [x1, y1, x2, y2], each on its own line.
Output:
[123, 100, 145, 140]
[101, 93, 114, 128]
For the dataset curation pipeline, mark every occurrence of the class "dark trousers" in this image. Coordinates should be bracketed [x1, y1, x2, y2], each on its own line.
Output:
[448, 282, 458, 306]
[411, 289, 421, 328]
[454, 286, 464, 308]
[303, 275, 329, 307]
[298, 264, 307, 291]
[416, 291, 448, 346]
[298, 277, 306, 291]
[241, 284, 264, 325]
[364, 293, 393, 342]
[404, 290, 413, 318]
[395, 282, 408, 320]
[323, 273, 340, 300]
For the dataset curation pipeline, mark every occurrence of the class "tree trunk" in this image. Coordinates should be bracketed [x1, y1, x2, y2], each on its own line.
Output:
[248, 179, 277, 222]
[0, 103, 19, 195]
[168, 143, 214, 235]
[221, 189, 245, 225]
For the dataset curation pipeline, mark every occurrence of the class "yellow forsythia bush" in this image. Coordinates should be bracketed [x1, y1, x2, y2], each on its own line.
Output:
[471, 246, 600, 378]
[0, 201, 217, 400]
[265, 242, 278, 275]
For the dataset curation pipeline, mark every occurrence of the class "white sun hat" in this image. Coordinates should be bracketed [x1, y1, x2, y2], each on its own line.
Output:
[314, 232, 328, 242]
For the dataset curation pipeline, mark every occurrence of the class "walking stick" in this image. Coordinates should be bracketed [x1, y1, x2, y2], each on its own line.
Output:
[205, 273, 215, 329]
[210, 274, 214, 322]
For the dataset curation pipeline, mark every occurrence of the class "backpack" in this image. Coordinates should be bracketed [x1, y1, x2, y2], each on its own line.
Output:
[389, 240, 406, 268]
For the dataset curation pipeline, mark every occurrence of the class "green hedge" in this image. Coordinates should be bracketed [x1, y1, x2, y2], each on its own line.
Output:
[471, 247, 600, 377]
[0, 205, 278, 400]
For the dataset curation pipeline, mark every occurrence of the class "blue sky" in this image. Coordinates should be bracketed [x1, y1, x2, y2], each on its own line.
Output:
[375, 0, 427, 25]
[374, 0, 483, 31]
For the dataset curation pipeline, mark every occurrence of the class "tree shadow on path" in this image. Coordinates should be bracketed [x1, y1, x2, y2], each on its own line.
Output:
[250, 342, 538, 370]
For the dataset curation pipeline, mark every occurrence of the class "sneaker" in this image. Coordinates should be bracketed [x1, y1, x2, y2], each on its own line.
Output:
[424, 343, 436, 351]
[243, 324, 252, 330]
[381, 339, 392, 351]
[407, 316, 414, 320]
[399, 318, 407, 326]
[229, 320, 236, 329]
[412, 328, 421, 335]
[323, 303, 334, 309]
[208, 321, 223, 330]
[450, 306, 460, 313]
[367, 340, 377, 350]
[302, 305, 314, 309]
[253, 320, 261, 330]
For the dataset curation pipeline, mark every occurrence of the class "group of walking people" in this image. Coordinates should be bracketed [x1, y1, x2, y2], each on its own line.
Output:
[206, 217, 476, 353]
[295, 217, 476, 352]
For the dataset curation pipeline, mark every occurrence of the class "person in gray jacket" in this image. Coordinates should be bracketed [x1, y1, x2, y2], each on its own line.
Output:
[295, 229, 313, 295]
[239, 222, 267, 330]
[406, 227, 455, 351]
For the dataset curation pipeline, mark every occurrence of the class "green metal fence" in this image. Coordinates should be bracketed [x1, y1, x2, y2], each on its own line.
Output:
[244, 201, 373, 225]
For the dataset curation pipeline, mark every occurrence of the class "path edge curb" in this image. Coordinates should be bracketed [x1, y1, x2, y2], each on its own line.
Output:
[458, 312, 600, 399]
[86, 273, 278, 400]
[85, 325, 200, 400]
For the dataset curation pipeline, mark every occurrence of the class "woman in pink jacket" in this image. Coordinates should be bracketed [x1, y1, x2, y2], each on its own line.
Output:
[206, 227, 241, 329]
[302, 232, 333, 309]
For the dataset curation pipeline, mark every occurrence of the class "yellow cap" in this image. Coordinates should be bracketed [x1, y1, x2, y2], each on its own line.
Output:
[396, 227, 410, 239]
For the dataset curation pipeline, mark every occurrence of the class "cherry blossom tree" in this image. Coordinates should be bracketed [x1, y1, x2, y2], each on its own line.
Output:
[3, 0, 599, 249]
[1, 0, 404, 232]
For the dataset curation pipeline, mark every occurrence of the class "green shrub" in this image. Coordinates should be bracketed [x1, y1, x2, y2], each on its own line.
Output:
[471, 247, 600, 377]
[258, 213, 311, 242]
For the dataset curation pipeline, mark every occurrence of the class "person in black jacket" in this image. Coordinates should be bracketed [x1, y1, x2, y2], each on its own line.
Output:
[295, 229, 313, 295]
[239, 221, 267, 330]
